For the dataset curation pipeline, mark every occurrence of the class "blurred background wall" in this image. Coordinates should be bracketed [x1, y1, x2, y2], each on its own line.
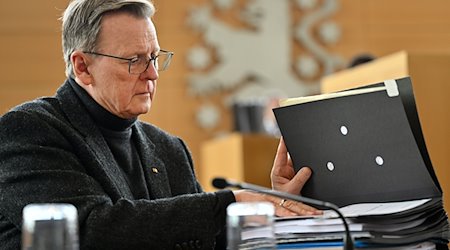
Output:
[1, 0, 449, 187]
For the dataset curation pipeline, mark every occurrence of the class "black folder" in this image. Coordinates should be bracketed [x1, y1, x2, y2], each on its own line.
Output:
[273, 77, 442, 207]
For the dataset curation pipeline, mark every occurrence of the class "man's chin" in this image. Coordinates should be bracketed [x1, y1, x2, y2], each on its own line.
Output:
[136, 104, 152, 116]
[123, 104, 151, 118]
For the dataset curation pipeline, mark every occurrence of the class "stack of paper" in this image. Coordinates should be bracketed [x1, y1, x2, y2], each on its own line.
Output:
[241, 198, 449, 249]
[275, 198, 448, 249]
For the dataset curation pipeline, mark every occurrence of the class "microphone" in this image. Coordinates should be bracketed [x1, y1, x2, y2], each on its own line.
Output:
[212, 177, 354, 250]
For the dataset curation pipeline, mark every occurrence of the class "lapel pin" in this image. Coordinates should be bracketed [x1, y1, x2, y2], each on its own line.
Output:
[151, 167, 159, 174]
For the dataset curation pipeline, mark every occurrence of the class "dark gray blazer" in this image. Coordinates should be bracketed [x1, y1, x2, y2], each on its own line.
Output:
[0, 80, 234, 249]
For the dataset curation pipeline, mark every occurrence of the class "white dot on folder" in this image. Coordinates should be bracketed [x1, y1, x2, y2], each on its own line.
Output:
[340, 125, 348, 136]
[326, 162, 335, 171]
[375, 156, 384, 166]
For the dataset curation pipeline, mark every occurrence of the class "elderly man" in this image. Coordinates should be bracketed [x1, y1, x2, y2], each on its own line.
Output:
[0, 0, 319, 249]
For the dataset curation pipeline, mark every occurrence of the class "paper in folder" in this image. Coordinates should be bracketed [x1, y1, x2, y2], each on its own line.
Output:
[271, 77, 449, 248]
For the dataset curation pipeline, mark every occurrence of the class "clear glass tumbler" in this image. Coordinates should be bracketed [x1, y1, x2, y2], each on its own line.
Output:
[227, 202, 276, 250]
[22, 203, 79, 250]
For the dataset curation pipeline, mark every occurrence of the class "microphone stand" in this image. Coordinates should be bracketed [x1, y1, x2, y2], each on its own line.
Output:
[213, 178, 354, 250]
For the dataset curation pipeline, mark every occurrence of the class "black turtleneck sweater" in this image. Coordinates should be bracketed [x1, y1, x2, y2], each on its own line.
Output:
[69, 78, 150, 199]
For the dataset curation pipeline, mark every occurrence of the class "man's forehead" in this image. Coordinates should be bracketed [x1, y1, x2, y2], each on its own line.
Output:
[98, 13, 156, 51]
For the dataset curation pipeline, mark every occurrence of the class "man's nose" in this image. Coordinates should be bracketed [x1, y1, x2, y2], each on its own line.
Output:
[140, 62, 158, 81]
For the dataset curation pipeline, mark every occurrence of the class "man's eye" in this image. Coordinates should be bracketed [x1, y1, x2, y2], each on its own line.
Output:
[130, 57, 140, 64]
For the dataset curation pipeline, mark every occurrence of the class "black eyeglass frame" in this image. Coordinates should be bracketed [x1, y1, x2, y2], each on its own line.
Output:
[83, 49, 173, 74]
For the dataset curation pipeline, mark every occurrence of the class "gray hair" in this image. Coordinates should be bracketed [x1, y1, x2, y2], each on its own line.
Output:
[61, 0, 155, 78]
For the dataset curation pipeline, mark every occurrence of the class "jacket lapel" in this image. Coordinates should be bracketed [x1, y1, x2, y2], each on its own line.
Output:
[133, 124, 172, 198]
[56, 80, 133, 200]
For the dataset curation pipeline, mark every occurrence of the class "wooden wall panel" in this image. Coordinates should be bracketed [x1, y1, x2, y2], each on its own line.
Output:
[1, 0, 450, 187]
[0, 1, 66, 113]
[333, 0, 450, 57]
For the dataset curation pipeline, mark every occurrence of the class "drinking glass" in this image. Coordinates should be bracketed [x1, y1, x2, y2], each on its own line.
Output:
[227, 202, 276, 250]
[22, 203, 79, 250]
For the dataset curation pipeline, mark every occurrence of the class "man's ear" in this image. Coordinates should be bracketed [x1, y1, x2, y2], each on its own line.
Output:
[71, 51, 93, 85]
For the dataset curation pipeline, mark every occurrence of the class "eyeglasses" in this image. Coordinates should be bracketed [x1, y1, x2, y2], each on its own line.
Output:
[83, 49, 174, 74]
